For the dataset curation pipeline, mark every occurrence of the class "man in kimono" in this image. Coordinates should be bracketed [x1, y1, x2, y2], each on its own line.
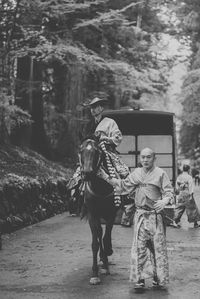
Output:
[109, 148, 174, 291]
[82, 97, 122, 147]
[173, 164, 200, 228]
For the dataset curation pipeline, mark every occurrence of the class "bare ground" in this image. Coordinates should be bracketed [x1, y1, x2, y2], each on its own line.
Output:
[0, 187, 200, 299]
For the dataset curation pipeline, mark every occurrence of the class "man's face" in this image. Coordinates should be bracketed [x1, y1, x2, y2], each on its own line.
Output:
[90, 104, 104, 118]
[140, 148, 155, 171]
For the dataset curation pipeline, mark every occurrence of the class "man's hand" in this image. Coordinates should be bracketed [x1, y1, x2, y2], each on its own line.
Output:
[154, 198, 168, 212]
[109, 178, 121, 195]
[100, 136, 113, 144]
[109, 177, 120, 186]
[109, 178, 122, 194]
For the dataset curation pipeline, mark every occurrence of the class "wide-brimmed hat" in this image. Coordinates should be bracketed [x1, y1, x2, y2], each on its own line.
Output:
[89, 97, 108, 107]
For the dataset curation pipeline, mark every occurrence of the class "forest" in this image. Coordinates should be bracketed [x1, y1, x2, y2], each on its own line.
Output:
[0, 0, 200, 231]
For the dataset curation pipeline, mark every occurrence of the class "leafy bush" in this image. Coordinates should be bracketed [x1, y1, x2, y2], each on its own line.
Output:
[0, 89, 32, 143]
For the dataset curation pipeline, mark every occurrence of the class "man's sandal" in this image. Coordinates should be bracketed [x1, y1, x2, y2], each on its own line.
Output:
[152, 280, 167, 290]
[134, 279, 145, 292]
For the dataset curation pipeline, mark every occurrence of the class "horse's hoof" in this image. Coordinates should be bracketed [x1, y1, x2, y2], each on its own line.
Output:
[90, 277, 101, 285]
[100, 268, 110, 275]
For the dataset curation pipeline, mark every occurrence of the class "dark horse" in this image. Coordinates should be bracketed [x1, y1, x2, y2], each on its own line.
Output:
[79, 137, 118, 285]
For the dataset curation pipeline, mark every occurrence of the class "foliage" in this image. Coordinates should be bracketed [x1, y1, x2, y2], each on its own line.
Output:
[179, 68, 200, 157]
[0, 0, 176, 156]
[0, 89, 32, 144]
[181, 69, 200, 126]
[43, 103, 68, 149]
[176, 0, 200, 157]
[179, 122, 200, 158]
[0, 144, 73, 233]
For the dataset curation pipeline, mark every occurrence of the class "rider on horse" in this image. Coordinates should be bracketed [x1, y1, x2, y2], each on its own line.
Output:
[67, 96, 129, 212]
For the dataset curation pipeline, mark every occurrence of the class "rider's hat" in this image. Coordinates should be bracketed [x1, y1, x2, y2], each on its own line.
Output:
[89, 97, 108, 107]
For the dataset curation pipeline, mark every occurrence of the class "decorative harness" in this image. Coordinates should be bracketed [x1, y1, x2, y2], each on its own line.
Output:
[99, 141, 121, 207]
[79, 138, 121, 207]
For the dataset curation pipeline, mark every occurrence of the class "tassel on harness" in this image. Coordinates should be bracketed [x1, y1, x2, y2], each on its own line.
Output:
[99, 141, 121, 207]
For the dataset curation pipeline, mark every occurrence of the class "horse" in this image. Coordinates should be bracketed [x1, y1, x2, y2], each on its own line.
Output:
[79, 137, 119, 285]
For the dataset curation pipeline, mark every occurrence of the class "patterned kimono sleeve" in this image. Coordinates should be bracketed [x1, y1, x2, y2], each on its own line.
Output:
[107, 118, 122, 146]
[96, 117, 122, 146]
[161, 171, 174, 204]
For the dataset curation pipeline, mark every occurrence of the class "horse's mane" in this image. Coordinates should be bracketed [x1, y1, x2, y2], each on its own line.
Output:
[81, 134, 99, 144]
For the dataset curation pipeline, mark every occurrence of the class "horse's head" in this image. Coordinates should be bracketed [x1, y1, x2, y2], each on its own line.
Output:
[79, 138, 102, 179]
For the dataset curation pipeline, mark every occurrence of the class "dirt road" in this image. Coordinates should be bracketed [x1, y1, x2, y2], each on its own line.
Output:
[0, 187, 200, 299]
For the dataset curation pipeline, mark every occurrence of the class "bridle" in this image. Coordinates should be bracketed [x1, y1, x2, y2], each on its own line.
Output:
[79, 138, 103, 180]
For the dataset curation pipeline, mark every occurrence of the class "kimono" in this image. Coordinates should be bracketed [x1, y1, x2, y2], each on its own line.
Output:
[81, 116, 122, 146]
[174, 172, 200, 223]
[95, 117, 122, 147]
[95, 117, 129, 178]
[115, 166, 174, 285]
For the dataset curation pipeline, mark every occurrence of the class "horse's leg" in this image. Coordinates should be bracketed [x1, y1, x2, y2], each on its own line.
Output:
[103, 216, 115, 257]
[88, 216, 101, 285]
[98, 225, 104, 262]
[99, 247, 110, 275]
[98, 216, 115, 275]
[98, 224, 110, 275]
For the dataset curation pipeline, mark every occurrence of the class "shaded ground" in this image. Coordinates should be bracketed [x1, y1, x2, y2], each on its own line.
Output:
[0, 187, 200, 299]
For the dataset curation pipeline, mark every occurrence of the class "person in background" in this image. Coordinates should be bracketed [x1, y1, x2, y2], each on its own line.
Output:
[173, 164, 200, 228]
[109, 148, 174, 292]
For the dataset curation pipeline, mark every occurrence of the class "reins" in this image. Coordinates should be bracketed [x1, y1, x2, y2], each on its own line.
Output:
[79, 139, 103, 179]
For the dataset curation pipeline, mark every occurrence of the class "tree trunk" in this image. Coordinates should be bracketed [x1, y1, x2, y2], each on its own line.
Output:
[14, 56, 51, 158]
[14, 56, 32, 147]
[30, 60, 51, 158]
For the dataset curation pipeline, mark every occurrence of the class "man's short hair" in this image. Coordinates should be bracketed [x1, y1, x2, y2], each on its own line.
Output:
[140, 148, 156, 158]
[183, 164, 190, 172]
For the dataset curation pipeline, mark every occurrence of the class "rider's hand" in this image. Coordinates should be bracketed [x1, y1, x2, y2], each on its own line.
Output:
[95, 131, 101, 138]
[100, 136, 113, 144]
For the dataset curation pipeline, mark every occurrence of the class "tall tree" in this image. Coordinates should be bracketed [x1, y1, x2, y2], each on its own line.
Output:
[176, 0, 200, 159]
[0, 0, 32, 145]
[1, 0, 177, 160]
